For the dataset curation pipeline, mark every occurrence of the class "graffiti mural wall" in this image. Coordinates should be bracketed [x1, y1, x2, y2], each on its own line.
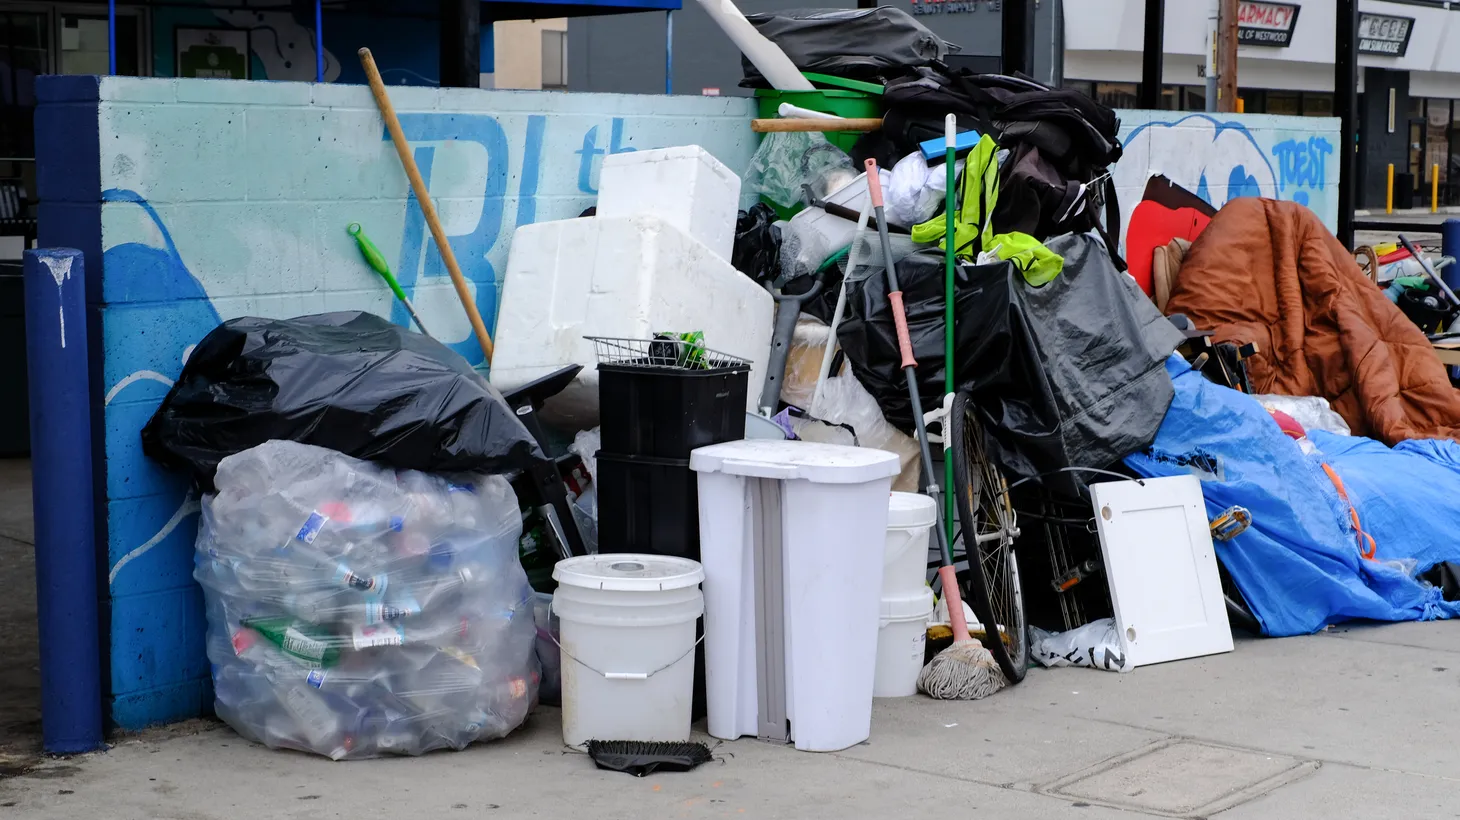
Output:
[1112, 111, 1342, 246]
[38, 75, 755, 728]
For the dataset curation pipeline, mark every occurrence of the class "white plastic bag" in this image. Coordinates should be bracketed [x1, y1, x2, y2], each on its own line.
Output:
[794, 374, 921, 492]
[1030, 618, 1131, 673]
[886, 153, 963, 227]
[1253, 394, 1351, 437]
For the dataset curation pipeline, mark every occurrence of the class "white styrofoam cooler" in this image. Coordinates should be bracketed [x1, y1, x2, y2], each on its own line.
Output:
[596, 146, 741, 262]
[691, 440, 900, 752]
[493, 215, 774, 428]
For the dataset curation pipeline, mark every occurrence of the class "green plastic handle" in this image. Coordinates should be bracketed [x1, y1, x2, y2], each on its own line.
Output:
[347, 222, 408, 303]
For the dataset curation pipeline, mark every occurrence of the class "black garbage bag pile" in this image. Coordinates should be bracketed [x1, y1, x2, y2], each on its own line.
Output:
[837, 235, 1181, 498]
[142, 311, 544, 491]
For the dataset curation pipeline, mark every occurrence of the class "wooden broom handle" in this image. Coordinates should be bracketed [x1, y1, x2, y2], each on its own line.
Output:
[358, 47, 495, 364]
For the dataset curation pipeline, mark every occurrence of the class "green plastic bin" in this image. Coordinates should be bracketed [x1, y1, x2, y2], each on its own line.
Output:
[753, 87, 881, 153]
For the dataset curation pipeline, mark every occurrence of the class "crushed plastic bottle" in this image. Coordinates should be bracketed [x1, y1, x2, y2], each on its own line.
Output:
[197, 440, 539, 760]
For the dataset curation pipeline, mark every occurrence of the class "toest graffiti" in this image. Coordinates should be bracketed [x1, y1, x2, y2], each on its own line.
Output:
[1114, 113, 1340, 246]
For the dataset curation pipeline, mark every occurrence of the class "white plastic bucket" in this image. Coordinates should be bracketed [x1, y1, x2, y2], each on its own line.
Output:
[552, 554, 705, 747]
[884, 493, 937, 599]
[874, 589, 934, 698]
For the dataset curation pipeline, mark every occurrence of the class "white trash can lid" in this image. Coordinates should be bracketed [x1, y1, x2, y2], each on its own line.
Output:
[690, 440, 899, 484]
[887, 492, 937, 529]
[553, 553, 705, 592]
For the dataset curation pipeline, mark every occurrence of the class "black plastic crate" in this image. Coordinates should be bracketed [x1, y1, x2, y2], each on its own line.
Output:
[589, 335, 750, 459]
[597, 364, 749, 459]
[595, 452, 701, 561]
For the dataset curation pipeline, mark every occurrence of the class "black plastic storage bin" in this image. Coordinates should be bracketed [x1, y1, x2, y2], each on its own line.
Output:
[595, 453, 701, 560]
[598, 363, 749, 459]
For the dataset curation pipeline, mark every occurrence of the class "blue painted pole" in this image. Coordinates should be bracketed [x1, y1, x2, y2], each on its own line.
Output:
[665, 10, 673, 95]
[107, 0, 117, 75]
[1442, 219, 1460, 293]
[315, 0, 325, 83]
[24, 249, 103, 755]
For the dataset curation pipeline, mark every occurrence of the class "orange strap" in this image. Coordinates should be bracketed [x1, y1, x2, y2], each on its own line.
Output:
[1321, 463, 1377, 560]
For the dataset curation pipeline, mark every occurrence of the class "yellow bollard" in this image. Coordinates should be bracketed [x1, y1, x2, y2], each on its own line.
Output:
[1387, 164, 1395, 214]
[1433, 164, 1440, 213]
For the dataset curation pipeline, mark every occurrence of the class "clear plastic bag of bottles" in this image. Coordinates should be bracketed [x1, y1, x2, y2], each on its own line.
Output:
[196, 440, 538, 760]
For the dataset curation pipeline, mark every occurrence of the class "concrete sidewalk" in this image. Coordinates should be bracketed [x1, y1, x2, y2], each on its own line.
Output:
[2, 621, 1457, 819]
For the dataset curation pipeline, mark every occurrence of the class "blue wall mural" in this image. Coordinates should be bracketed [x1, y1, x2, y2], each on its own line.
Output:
[38, 75, 756, 728]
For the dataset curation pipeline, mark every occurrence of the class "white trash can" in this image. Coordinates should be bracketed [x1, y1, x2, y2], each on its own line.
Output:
[552, 554, 704, 747]
[874, 588, 935, 698]
[691, 440, 900, 752]
[884, 493, 936, 598]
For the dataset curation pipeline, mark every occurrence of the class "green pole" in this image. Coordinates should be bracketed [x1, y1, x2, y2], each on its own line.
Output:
[943, 115, 958, 555]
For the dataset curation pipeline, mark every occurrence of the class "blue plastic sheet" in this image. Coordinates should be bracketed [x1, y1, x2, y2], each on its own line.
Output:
[1123, 356, 1460, 636]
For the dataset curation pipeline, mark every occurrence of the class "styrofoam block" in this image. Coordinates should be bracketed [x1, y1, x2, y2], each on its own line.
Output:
[596, 146, 741, 263]
[493, 215, 773, 428]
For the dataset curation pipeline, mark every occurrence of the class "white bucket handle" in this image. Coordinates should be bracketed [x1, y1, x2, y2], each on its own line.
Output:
[549, 631, 704, 681]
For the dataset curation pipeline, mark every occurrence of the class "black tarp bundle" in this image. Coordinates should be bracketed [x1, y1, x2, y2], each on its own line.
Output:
[741, 8, 956, 86]
[837, 233, 1182, 497]
[142, 311, 544, 491]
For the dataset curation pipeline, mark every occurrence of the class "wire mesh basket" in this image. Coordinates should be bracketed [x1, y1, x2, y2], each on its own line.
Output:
[586, 335, 750, 372]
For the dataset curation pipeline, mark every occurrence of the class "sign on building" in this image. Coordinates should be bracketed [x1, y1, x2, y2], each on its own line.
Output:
[1357, 13, 1414, 57]
[1236, 1, 1300, 48]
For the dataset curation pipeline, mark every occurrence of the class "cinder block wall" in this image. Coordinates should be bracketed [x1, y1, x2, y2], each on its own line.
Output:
[35, 75, 757, 729]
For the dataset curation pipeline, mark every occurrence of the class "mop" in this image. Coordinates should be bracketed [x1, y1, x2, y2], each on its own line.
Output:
[864, 154, 1004, 700]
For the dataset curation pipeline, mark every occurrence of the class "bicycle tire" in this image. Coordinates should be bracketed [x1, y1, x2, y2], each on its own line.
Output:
[949, 390, 1029, 683]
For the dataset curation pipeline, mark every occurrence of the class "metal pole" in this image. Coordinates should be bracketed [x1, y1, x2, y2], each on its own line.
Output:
[24, 248, 103, 755]
[1001, 0, 1036, 76]
[1139, 0, 1164, 109]
[315, 0, 324, 83]
[1335, 0, 1357, 248]
[1205, 0, 1218, 112]
[665, 10, 673, 95]
[108, 0, 117, 75]
[1217, 0, 1238, 112]
[439, 0, 481, 88]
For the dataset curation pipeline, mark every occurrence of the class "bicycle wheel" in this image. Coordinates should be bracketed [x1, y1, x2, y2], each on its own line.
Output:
[949, 390, 1029, 683]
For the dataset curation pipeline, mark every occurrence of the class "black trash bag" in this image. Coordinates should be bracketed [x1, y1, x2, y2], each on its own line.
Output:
[837, 234, 1181, 498]
[585, 740, 714, 777]
[741, 7, 957, 87]
[142, 311, 544, 491]
[731, 203, 782, 287]
[835, 249, 1001, 435]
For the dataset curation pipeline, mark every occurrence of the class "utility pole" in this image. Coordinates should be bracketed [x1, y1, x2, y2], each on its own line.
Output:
[1216, 0, 1239, 112]
[1139, 0, 1164, 110]
[1336, 0, 1358, 248]
[1205, 0, 1218, 112]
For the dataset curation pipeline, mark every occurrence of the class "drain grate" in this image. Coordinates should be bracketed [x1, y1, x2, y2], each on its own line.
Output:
[1044, 740, 1319, 817]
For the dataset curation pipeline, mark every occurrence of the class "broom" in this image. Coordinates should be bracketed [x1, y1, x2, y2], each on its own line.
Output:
[863, 155, 1003, 700]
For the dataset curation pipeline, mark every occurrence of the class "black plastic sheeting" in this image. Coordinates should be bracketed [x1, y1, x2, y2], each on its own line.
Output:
[837, 234, 1182, 497]
[742, 7, 956, 86]
[142, 311, 544, 491]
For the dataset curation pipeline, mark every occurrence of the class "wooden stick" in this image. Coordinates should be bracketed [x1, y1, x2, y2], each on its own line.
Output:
[752, 117, 883, 133]
[358, 47, 495, 364]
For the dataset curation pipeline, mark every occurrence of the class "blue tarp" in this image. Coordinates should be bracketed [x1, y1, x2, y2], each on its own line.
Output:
[1123, 356, 1460, 636]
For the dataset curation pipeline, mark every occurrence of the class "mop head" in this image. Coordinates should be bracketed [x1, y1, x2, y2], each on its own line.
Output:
[917, 639, 1009, 700]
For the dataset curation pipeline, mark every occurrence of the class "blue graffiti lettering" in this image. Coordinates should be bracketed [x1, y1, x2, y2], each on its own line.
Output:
[516, 114, 547, 227]
[576, 125, 604, 194]
[1271, 136, 1333, 195]
[390, 114, 509, 368]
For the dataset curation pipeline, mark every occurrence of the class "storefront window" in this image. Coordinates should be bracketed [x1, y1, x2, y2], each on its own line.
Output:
[1302, 93, 1333, 117]
[1094, 82, 1138, 110]
[1266, 91, 1301, 116]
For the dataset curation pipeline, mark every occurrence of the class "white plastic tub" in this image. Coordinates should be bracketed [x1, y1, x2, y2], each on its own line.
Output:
[552, 554, 705, 747]
[884, 492, 936, 599]
[874, 589, 934, 698]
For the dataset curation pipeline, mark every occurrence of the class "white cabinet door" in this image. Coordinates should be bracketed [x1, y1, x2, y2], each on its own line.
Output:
[1090, 475, 1233, 668]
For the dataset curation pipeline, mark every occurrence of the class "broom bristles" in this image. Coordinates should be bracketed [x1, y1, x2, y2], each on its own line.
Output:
[917, 639, 1008, 700]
